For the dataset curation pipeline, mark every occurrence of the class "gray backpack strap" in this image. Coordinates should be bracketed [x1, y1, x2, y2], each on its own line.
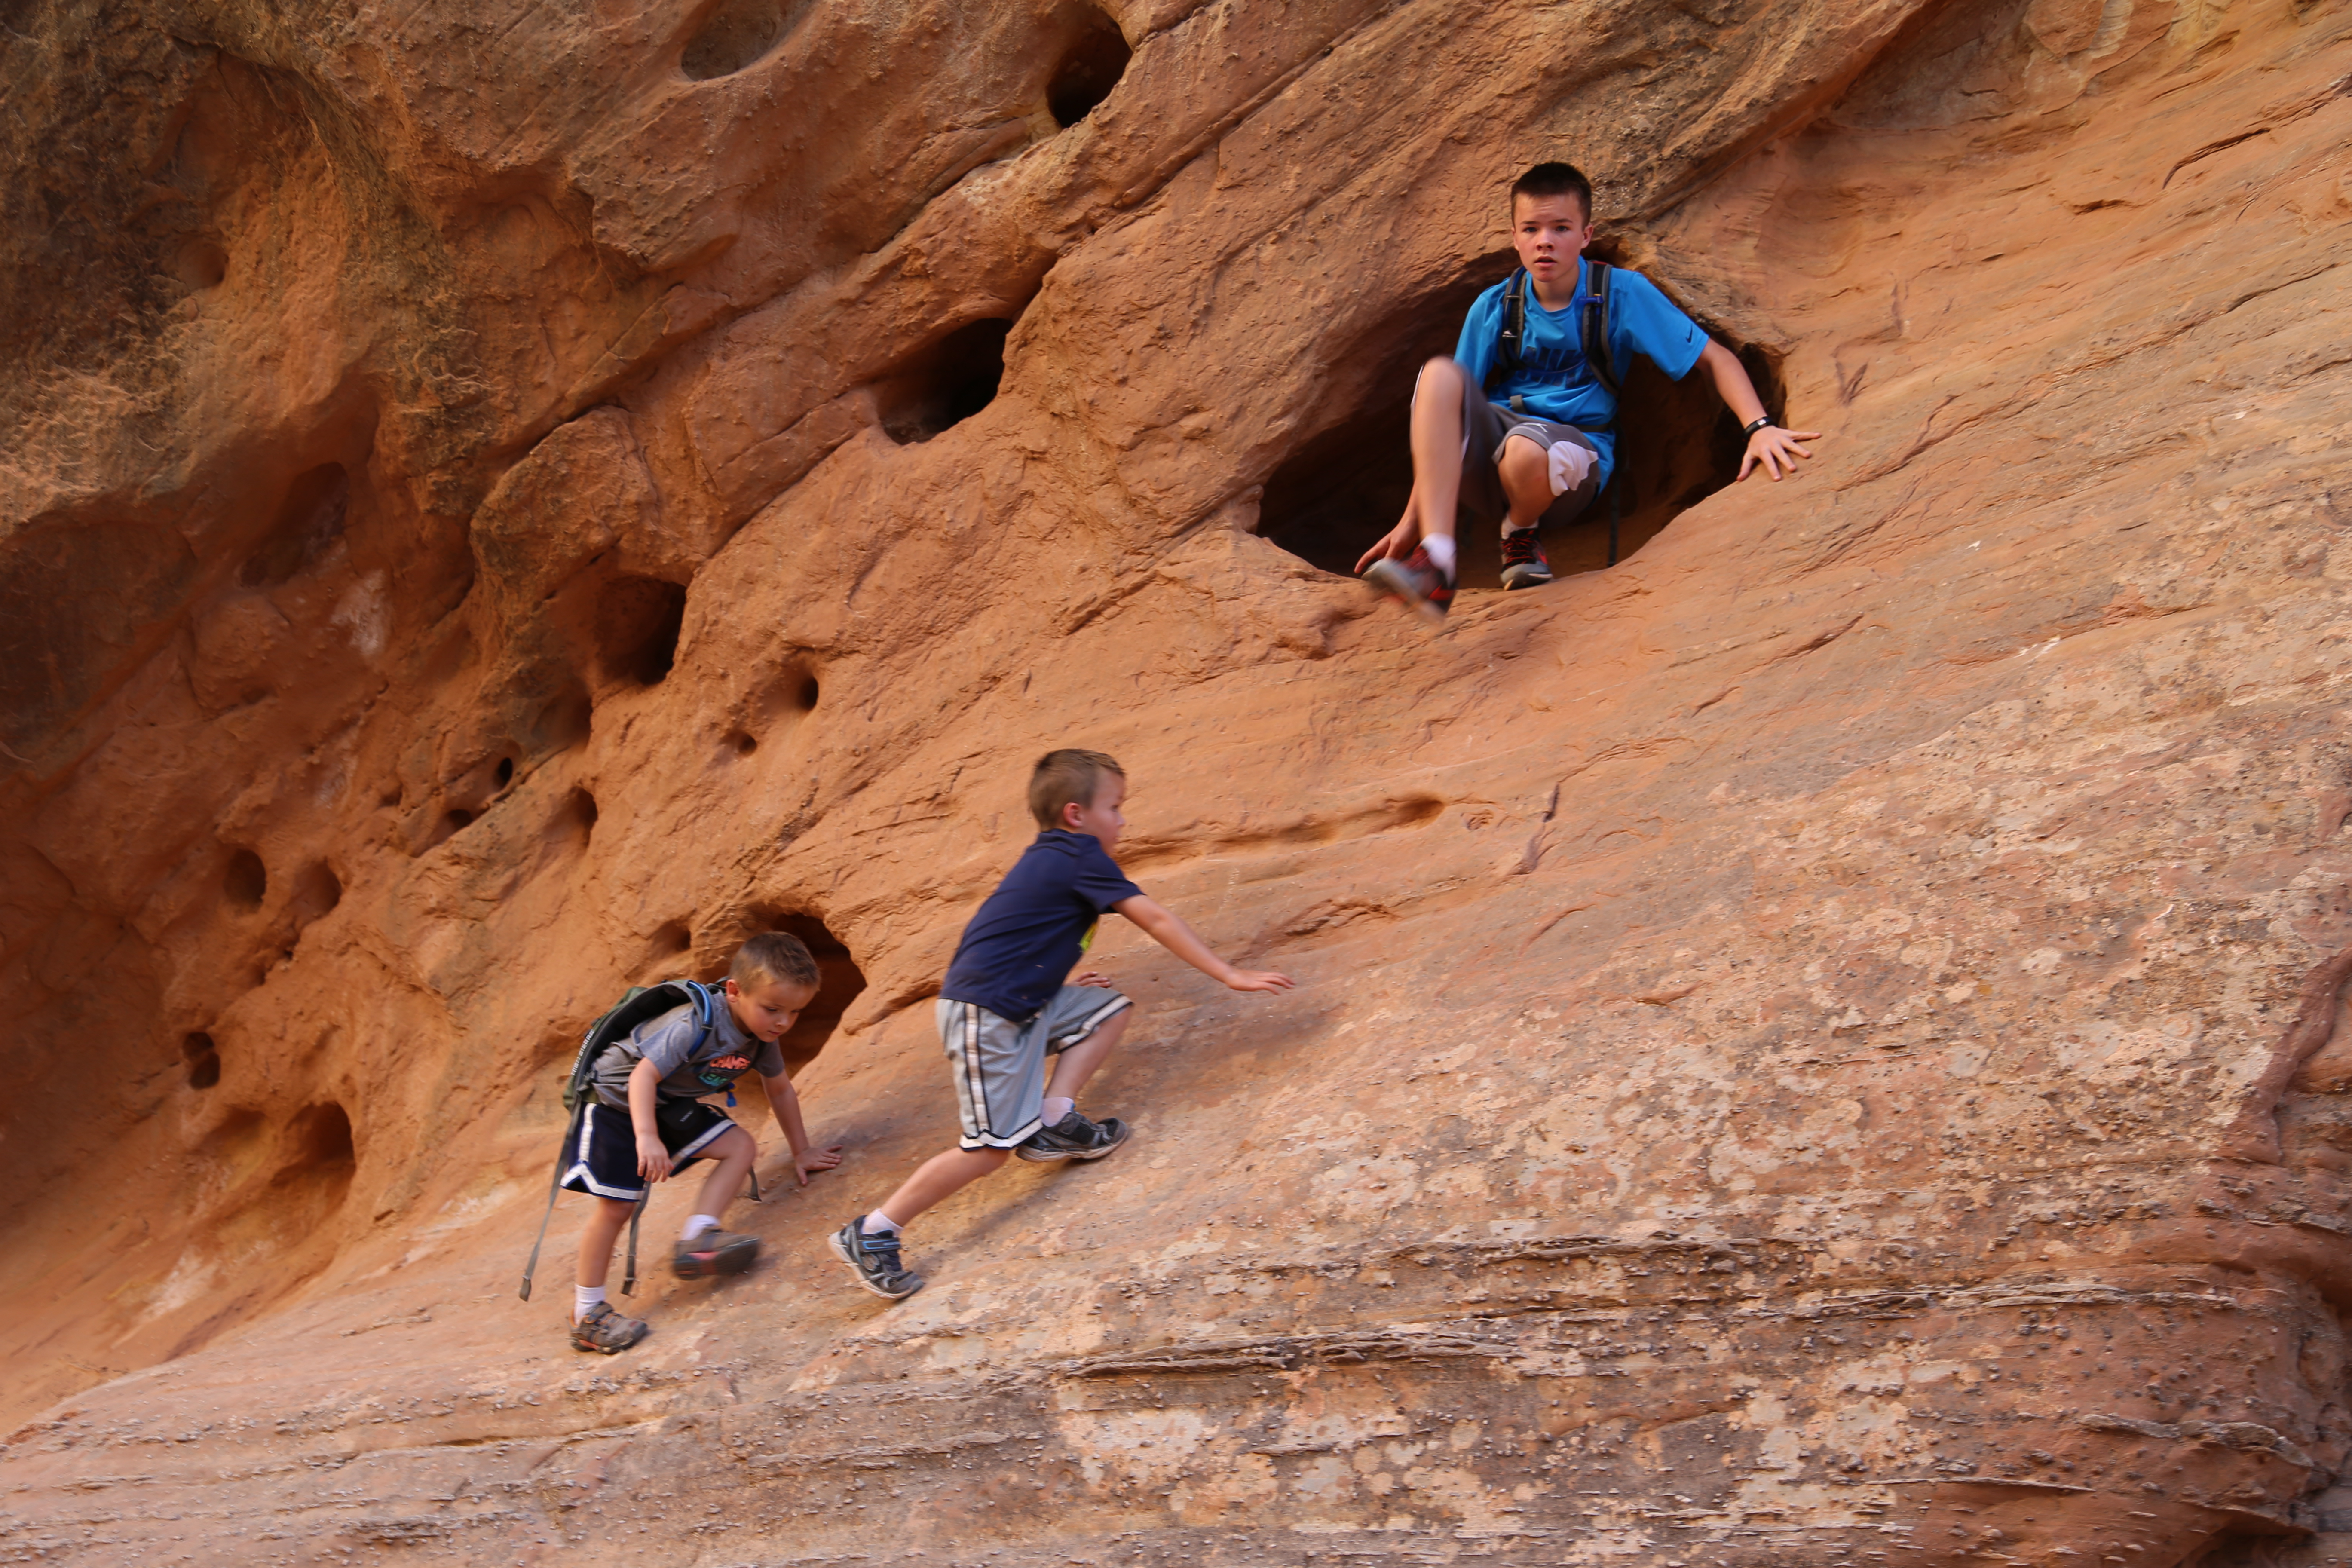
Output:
[516, 1102, 585, 1300]
[621, 1197, 645, 1295]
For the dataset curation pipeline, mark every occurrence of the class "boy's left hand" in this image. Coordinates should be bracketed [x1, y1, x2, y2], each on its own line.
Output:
[794, 1144, 846, 1185]
[1071, 969, 1114, 988]
[1739, 425, 1820, 481]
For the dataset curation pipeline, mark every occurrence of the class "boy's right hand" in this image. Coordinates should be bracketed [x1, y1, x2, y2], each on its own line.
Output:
[1224, 968, 1295, 994]
[637, 1136, 674, 1182]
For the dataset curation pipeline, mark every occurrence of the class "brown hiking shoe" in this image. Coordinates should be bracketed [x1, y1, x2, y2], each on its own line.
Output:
[674, 1227, 760, 1280]
[570, 1302, 649, 1354]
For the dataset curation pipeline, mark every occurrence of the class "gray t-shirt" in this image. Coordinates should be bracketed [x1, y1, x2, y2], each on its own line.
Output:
[590, 999, 781, 1110]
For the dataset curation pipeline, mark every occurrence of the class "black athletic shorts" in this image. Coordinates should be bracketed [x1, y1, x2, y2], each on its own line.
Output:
[560, 1100, 735, 1202]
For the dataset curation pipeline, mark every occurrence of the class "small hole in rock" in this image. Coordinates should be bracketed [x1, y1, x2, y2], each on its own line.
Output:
[441, 808, 475, 836]
[547, 786, 599, 854]
[1046, 4, 1132, 128]
[796, 675, 820, 711]
[680, 0, 805, 81]
[651, 920, 693, 959]
[495, 756, 515, 789]
[187, 1050, 222, 1090]
[182, 1030, 217, 1061]
[173, 240, 228, 290]
[290, 862, 342, 931]
[224, 848, 268, 910]
[875, 319, 1012, 444]
[729, 730, 759, 756]
[596, 576, 687, 686]
[239, 463, 350, 588]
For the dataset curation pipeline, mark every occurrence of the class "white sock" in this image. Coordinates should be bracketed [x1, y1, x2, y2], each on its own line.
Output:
[682, 1213, 720, 1241]
[1042, 1096, 1076, 1127]
[861, 1210, 901, 1235]
[1422, 533, 1457, 579]
[574, 1284, 606, 1322]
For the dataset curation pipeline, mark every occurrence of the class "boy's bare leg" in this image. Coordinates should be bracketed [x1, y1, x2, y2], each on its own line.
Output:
[576, 1196, 637, 1292]
[876, 1147, 1011, 1228]
[1042, 1008, 1130, 1107]
[689, 1125, 758, 1222]
[1498, 433, 1556, 536]
[1356, 357, 1472, 573]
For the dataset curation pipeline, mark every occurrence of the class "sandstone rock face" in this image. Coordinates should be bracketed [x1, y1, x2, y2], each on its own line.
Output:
[4, 0, 2351, 1562]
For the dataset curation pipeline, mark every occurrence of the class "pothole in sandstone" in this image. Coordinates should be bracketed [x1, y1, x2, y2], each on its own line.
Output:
[723, 660, 821, 758]
[1255, 251, 1786, 589]
[874, 318, 1015, 444]
[183, 1031, 221, 1090]
[595, 575, 687, 686]
[679, 0, 812, 80]
[1045, 3, 1132, 128]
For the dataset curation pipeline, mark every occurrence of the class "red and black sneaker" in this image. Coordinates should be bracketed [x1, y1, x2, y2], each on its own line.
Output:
[1363, 546, 1455, 622]
[1500, 528, 1553, 590]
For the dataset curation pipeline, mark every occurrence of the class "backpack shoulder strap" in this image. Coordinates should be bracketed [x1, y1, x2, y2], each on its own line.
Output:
[1580, 261, 1620, 404]
[1484, 269, 1528, 394]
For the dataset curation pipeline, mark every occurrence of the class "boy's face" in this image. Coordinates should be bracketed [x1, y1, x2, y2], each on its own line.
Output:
[1060, 774, 1127, 853]
[725, 975, 818, 1044]
[1511, 193, 1592, 291]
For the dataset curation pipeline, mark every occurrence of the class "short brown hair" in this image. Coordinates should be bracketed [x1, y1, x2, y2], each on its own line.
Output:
[1510, 160, 1593, 224]
[1029, 748, 1124, 830]
[732, 931, 820, 991]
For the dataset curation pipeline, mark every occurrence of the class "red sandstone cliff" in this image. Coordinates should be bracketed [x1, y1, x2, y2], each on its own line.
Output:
[3, 0, 2351, 1562]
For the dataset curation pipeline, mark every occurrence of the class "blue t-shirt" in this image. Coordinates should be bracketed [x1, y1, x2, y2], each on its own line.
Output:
[941, 831, 1145, 1022]
[1452, 259, 1709, 487]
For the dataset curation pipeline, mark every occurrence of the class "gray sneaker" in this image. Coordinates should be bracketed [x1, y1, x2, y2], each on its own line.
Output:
[674, 1227, 760, 1280]
[570, 1302, 649, 1354]
[1016, 1111, 1131, 1163]
[829, 1219, 925, 1300]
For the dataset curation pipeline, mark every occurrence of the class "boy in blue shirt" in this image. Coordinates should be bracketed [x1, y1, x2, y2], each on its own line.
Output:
[1359, 161, 1820, 619]
[828, 749, 1293, 1301]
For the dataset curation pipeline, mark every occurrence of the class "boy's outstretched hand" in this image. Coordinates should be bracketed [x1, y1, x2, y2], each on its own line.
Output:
[1738, 424, 1820, 482]
[1224, 968, 1295, 994]
[794, 1144, 847, 1185]
[636, 1135, 674, 1182]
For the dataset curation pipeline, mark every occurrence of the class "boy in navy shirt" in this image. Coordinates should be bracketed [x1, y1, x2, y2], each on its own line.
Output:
[1359, 161, 1819, 619]
[829, 749, 1292, 1300]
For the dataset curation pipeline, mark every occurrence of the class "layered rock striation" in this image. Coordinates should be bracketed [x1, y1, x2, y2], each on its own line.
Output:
[3, 0, 2351, 1562]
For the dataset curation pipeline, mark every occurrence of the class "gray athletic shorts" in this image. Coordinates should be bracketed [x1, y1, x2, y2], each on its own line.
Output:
[936, 986, 1132, 1150]
[1445, 372, 1604, 527]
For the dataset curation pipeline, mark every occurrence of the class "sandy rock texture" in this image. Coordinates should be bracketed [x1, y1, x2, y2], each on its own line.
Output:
[4, 0, 2352, 1561]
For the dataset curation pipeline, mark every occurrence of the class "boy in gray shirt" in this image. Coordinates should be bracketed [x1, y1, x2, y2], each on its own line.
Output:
[562, 931, 844, 1352]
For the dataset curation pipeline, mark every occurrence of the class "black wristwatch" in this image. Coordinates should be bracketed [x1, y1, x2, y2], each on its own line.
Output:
[1742, 415, 1774, 437]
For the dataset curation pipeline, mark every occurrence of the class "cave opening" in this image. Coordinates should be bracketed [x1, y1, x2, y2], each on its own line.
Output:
[1046, 5, 1131, 128]
[875, 318, 1014, 444]
[596, 575, 688, 686]
[738, 910, 867, 1075]
[1256, 253, 1782, 589]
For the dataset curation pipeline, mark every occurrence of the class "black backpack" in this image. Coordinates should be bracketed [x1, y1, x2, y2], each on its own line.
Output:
[518, 980, 726, 1300]
[1483, 259, 1626, 559]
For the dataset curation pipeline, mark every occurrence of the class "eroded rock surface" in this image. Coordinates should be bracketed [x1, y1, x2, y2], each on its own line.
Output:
[3, 0, 2351, 1562]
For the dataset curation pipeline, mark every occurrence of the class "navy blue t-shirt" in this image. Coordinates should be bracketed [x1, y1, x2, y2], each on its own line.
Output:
[1452, 259, 1709, 488]
[941, 830, 1145, 1022]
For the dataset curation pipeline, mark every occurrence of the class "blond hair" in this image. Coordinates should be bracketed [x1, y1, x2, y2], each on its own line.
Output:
[1029, 748, 1124, 831]
[731, 931, 820, 990]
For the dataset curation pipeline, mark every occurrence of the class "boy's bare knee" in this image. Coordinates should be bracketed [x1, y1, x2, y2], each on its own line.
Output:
[1418, 356, 1467, 392]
